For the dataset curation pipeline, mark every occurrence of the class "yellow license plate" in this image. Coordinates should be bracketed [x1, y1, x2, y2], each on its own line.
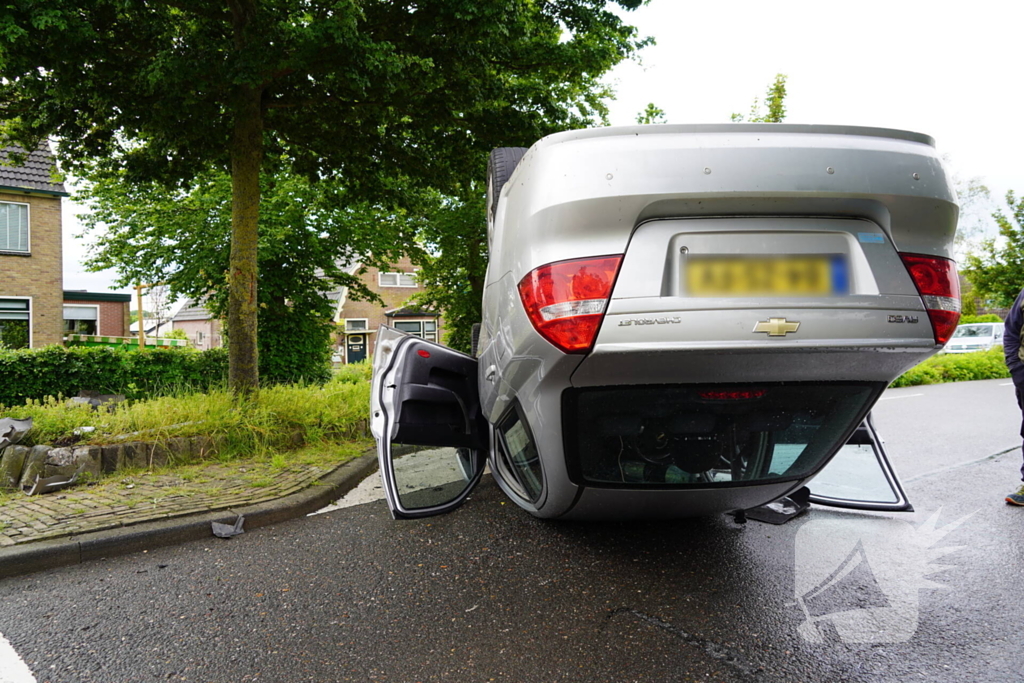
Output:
[686, 255, 845, 296]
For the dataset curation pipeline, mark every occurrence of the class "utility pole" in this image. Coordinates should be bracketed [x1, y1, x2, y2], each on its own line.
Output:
[135, 283, 146, 347]
[134, 281, 169, 347]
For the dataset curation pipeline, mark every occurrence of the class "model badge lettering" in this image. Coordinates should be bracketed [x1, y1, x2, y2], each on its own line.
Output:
[888, 315, 920, 324]
[619, 317, 682, 327]
[753, 318, 801, 337]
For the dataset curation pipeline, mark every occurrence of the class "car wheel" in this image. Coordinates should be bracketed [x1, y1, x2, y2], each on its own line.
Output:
[487, 146, 528, 223]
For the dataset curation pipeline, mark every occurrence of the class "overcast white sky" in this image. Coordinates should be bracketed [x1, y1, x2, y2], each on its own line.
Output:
[62, 0, 1022, 304]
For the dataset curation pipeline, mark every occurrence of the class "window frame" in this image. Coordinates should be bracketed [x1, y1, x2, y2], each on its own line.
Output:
[344, 318, 369, 333]
[378, 271, 418, 288]
[0, 200, 31, 255]
[392, 318, 438, 342]
[63, 304, 101, 336]
[0, 296, 32, 348]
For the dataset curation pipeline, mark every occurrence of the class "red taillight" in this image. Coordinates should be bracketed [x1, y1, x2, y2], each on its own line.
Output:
[518, 255, 623, 353]
[899, 253, 961, 345]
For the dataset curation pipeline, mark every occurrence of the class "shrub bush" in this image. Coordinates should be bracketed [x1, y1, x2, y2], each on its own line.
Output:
[890, 347, 1010, 387]
[0, 370, 371, 457]
[332, 360, 372, 384]
[958, 314, 1003, 324]
[0, 345, 228, 406]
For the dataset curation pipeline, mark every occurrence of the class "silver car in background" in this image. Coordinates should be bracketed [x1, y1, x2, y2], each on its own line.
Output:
[942, 322, 1004, 354]
[371, 124, 960, 521]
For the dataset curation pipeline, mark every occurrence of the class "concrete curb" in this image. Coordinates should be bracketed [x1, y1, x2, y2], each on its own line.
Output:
[0, 451, 379, 580]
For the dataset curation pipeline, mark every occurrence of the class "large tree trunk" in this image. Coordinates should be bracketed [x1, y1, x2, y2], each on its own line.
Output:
[227, 84, 264, 395]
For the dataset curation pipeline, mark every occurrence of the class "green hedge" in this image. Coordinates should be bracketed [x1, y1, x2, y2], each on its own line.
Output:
[890, 347, 1010, 387]
[958, 314, 1003, 324]
[0, 345, 228, 407]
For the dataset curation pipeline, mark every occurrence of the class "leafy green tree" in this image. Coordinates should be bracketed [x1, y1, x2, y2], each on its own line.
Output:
[731, 74, 788, 123]
[77, 167, 413, 383]
[636, 103, 667, 125]
[962, 190, 1024, 309]
[409, 191, 488, 353]
[0, 0, 649, 392]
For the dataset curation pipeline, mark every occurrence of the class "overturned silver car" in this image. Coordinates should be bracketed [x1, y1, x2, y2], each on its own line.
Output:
[371, 124, 960, 520]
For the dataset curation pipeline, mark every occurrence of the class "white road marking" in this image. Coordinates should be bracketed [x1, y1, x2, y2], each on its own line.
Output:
[879, 393, 924, 400]
[1001, 382, 1015, 386]
[310, 471, 384, 515]
[0, 632, 36, 683]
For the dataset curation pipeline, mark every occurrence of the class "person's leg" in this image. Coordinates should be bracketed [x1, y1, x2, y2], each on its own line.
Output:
[1008, 385, 1024, 505]
[1018, 385, 1024, 482]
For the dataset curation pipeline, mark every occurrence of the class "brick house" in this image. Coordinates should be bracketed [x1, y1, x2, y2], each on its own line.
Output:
[0, 144, 67, 349]
[171, 299, 223, 351]
[333, 257, 442, 364]
[170, 257, 441, 363]
[62, 291, 132, 338]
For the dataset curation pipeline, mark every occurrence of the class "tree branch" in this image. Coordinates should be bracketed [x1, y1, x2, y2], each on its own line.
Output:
[145, 0, 231, 22]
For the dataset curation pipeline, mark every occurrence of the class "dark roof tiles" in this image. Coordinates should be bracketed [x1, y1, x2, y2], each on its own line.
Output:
[0, 142, 66, 195]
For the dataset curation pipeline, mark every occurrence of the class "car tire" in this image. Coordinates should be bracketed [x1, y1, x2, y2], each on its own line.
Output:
[487, 147, 528, 222]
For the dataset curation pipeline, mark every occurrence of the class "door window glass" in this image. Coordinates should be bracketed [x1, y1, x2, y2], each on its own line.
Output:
[390, 445, 476, 510]
[808, 442, 897, 504]
[497, 406, 543, 501]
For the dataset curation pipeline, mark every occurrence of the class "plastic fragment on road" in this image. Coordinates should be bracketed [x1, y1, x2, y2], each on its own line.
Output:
[26, 465, 85, 496]
[212, 515, 245, 538]
[745, 486, 811, 525]
[0, 417, 32, 450]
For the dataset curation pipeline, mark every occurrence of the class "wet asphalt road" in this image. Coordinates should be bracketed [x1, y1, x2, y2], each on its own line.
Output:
[0, 379, 1021, 683]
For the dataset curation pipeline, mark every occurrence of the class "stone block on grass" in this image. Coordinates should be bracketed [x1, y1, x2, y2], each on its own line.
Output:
[72, 446, 102, 480]
[148, 442, 170, 468]
[0, 445, 29, 489]
[100, 444, 125, 473]
[43, 447, 78, 479]
[192, 435, 220, 459]
[121, 442, 150, 470]
[164, 437, 194, 463]
[18, 446, 50, 489]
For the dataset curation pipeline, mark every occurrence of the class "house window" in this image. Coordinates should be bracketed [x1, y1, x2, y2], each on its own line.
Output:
[0, 202, 29, 253]
[393, 319, 437, 342]
[379, 271, 417, 287]
[63, 305, 99, 335]
[344, 318, 369, 333]
[0, 298, 30, 349]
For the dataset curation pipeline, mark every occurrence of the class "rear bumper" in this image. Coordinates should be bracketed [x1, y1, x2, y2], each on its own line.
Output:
[571, 343, 937, 387]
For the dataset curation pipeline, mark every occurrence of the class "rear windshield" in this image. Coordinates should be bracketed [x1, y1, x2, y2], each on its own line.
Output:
[564, 383, 882, 488]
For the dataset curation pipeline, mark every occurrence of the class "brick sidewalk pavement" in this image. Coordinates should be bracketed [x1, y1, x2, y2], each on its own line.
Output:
[0, 461, 336, 547]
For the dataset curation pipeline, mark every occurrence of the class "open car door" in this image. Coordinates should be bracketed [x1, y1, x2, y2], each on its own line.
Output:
[806, 412, 912, 512]
[370, 326, 488, 519]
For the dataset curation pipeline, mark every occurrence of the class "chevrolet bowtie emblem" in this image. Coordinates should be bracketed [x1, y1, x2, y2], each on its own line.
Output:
[753, 317, 801, 337]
